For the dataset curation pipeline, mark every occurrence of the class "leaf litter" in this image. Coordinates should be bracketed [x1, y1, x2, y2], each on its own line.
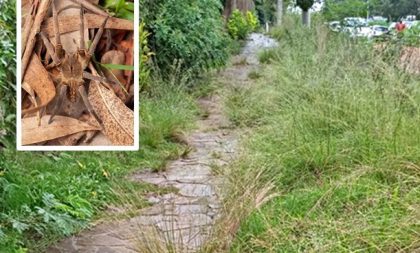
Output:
[20, 0, 135, 146]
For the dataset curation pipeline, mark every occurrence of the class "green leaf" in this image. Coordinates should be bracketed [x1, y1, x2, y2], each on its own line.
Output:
[101, 63, 134, 71]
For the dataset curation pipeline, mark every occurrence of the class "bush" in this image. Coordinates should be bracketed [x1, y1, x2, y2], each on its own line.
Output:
[228, 10, 259, 40]
[401, 24, 420, 47]
[140, 0, 230, 77]
[139, 21, 153, 92]
[0, 0, 16, 149]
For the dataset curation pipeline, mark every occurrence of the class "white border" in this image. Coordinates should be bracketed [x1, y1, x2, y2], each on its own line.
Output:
[16, 0, 140, 151]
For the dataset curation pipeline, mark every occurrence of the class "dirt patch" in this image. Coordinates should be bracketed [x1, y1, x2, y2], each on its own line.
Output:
[400, 47, 420, 75]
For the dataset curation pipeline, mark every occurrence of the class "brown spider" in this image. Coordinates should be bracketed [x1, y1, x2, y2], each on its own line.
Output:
[39, 1, 109, 124]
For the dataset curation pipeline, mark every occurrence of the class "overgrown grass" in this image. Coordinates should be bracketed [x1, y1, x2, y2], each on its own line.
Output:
[0, 78, 198, 252]
[221, 18, 420, 252]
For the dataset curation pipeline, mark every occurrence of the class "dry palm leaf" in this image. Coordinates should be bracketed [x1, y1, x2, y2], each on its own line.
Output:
[22, 115, 100, 145]
[41, 14, 134, 38]
[88, 81, 134, 145]
[21, 0, 51, 78]
[49, 113, 101, 146]
[50, 131, 87, 146]
[22, 53, 56, 115]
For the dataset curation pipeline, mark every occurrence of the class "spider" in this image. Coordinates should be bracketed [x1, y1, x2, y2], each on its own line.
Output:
[39, 1, 109, 124]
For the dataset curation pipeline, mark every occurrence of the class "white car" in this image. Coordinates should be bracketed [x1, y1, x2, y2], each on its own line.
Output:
[329, 21, 341, 32]
[344, 17, 367, 27]
[353, 26, 372, 38]
[370, 25, 389, 38]
[407, 20, 420, 29]
[369, 16, 388, 23]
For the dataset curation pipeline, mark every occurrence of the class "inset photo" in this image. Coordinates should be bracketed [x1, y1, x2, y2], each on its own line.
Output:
[17, 0, 139, 151]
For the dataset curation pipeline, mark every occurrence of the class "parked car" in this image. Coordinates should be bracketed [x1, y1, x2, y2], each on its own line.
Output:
[343, 17, 367, 27]
[329, 21, 341, 32]
[402, 15, 416, 22]
[353, 26, 372, 38]
[370, 25, 389, 38]
[407, 20, 420, 29]
[368, 16, 388, 23]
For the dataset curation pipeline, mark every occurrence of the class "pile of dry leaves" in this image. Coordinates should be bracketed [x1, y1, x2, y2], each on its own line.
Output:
[21, 0, 135, 146]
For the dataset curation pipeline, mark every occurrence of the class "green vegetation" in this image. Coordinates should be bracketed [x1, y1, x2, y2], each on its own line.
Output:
[225, 17, 420, 252]
[2, 0, 224, 251]
[228, 10, 259, 39]
[255, 0, 277, 25]
[324, 0, 420, 21]
[102, 0, 135, 20]
[400, 23, 420, 47]
[3, 0, 417, 251]
[324, 0, 370, 20]
[140, 0, 229, 77]
[1, 78, 199, 251]
[139, 21, 153, 91]
[0, 0, 16, 149]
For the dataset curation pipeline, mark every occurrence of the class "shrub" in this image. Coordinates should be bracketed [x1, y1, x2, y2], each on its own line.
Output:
[228, 10, 259, 40]
[0, 0, 16, 149]
[246, 11, 259, 31]
[139, 21, 153, 92]
[401, 24, 420, 47]
[140, 0, 230, 77]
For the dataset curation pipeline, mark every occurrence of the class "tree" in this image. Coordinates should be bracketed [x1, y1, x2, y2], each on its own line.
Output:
[323, 0, 368, 21]
[374, 0, 420, 21]
[297, 0, 314, 25]
[323, 0, 420, 21]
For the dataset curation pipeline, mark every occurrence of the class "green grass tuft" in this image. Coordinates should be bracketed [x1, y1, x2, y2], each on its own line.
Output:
[225, 19, 420, 253]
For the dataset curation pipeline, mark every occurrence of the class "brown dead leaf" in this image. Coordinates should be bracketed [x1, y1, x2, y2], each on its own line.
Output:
[42, 14, 134, 38]
[21, 82, 42, 126]
[22, 115, 101, 145]
[120, 39, 134, 79]
[22, 53, 56, 115]
[48, 131, 87, 146]
[87, 132, 114, 146]
[101, 50, 125, 83]
[48, 113, 101, 146]
[100, 50, 127, 101]
[88, 81, 134, 146]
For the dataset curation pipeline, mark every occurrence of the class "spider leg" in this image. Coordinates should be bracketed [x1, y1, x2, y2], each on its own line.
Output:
[48, 84, 67, 124]
[78, 85, 103, 125]
[79, 5, 86, 51]
[52, 0, 64, 59]
[83, 71, 115, 90]
[40, 31, 61, 66]
[87, 16, 109, 58]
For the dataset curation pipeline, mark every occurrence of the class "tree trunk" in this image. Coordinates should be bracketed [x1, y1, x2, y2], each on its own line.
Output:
[233, 0, 237, 10]
[276, 0, 283, 26]
[302, 10, 310, 26]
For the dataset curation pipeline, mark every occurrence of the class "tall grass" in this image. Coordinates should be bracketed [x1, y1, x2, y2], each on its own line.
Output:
[221, 17, 420, 252]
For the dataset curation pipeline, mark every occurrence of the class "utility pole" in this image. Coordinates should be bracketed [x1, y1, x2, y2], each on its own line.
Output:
[277, 0, 283, 26]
